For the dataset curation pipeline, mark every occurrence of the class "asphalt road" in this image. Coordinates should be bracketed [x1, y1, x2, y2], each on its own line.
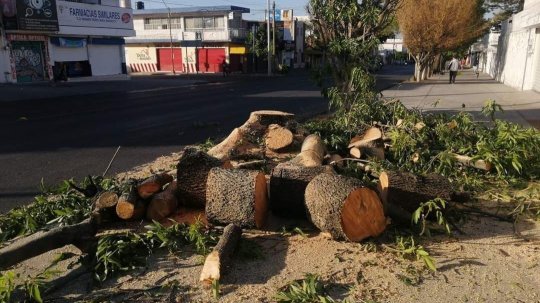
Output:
[0, 65, 413, 212]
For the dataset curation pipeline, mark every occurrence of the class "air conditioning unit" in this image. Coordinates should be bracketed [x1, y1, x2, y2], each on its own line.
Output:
[195, 31, 202, 40]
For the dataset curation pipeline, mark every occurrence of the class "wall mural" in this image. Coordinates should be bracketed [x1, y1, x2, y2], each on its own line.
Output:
[11, 41, 45, 82]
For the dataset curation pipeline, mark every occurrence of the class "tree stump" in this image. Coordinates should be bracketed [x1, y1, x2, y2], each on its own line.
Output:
[270, 162, 334, 218]
[208, 110, 295, 160]
[305, 174, 386, 242]
[176, 147, 229, 208]
[206, 168, 268, 229]
[378, 171, 454, 213]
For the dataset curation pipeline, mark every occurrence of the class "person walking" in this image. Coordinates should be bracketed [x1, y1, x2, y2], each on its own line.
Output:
[448, 56, 460, 84]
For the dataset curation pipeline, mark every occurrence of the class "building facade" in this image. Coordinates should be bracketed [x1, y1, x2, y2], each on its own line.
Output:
[482, 0, 540, 91]
[0, 0, 134, 83]
[125, 5, 249, 74]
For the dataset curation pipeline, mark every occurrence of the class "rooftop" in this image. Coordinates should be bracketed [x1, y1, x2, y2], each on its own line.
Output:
[133, 5, 250, 15]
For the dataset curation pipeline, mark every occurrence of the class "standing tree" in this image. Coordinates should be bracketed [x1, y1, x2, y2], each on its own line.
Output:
[398, 0, 487, 82]
[308, 0, 400, 113]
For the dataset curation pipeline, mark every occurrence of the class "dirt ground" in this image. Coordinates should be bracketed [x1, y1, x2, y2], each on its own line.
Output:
[5, 150, 540, 303]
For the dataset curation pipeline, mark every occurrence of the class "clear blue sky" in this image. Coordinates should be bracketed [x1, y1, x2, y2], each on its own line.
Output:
[131, 0, 309, 20]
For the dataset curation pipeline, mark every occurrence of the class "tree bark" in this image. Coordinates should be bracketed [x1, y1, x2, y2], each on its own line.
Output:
[378, 171, 454, 213]
[176, 147, 228, 208]
[137, 173, 173, 199]
[206, 168, 268, 229]
[199, 224, 242, 284]
[305, 174, 387, 242]
[95, 191, 118, 210]
[270, 162, 334, 218]
[0, 219, 97, 270]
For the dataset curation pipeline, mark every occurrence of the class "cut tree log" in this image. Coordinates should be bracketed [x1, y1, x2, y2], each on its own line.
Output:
[137, 173, 173, 199]
[95, 191, 118, 210]
[176, 147, 230, 208]
[0, 219, 97, 270]
[348, 127, 383, 148]
[378, 171, 453, 214]
[169, 207, 208, 226]
[289, 134, 326, 167]
[452, 154, 492, 171]
[146, 181, 178, 221]
[199, 224, 242, 284]
[348, 127, 385, 160]
[270, 162, 334, 218]
[116, 186, 146, 220]
[305, 174, 387, 242]
[206, 168, 268, 229]
[208, 110, 295, 160]
[350, 147, 362, 159]
[265, 124, 294, 151]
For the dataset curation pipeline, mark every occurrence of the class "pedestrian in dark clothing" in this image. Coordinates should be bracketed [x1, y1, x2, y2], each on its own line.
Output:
[448, 56, 460, 84]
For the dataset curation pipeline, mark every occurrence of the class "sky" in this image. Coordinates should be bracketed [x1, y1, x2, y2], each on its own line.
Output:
[131, 0, 310, 20]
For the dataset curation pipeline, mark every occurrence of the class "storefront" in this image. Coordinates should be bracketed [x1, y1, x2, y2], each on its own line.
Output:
[0, 0, 134, 83]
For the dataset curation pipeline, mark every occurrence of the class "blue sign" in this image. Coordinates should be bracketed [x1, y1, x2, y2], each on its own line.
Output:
[271, 9, 281, 21]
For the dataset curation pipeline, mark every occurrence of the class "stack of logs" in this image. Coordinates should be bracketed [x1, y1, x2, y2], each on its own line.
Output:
[0, 110, 478, 288]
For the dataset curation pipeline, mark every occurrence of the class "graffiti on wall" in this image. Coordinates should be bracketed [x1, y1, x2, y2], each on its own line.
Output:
[11, 41, 45, 82]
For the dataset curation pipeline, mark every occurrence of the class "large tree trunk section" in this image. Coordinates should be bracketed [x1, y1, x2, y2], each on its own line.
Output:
[208, 111, 295, 160]
[137, 173, 173, 199]
[245, 110, 295, 127]
[0, 219, 97, 270]
[206, 168, 268, 229]
[265, 124, 294, 151]
[305, 174, 386, 242]
[289, 134, 326, 167]
[116, 186, 146, 220]
[378, 171, 453, 214]
[199, 224, 242, 284]
[176, 147, 228, 208]
[270, 163, 334, 218]
[146, 181, 178, 221]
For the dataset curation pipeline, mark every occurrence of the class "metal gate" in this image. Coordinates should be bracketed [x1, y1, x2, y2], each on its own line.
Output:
[158, 48, 182, 72]
[11, 41, 45, 83]
[197, 48, 226, 73]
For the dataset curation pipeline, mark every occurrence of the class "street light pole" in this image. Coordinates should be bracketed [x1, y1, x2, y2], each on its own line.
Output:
[161, 0, 175, 74]
[266, 0, 271, 75]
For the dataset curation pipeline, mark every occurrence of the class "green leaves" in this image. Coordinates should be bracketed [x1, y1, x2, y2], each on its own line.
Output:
[389, 236, 437, 272]
[412, 198, 451, 236]
[275, 274, 347, 303]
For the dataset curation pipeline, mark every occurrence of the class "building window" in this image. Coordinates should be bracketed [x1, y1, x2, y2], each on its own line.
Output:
[184, 16, 224, 29]
[144, 18, 181, 30]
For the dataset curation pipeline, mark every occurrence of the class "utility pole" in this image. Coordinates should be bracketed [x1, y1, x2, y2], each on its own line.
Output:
[161, 0, 176, 75]
[272, 1, 276, 71]
[266, 0, 271, 75]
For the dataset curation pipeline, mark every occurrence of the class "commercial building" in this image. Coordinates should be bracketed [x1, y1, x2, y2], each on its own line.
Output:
[125, 5, 249, 74]
[481, 0, 540, 91]
[0, 0, 134, 83]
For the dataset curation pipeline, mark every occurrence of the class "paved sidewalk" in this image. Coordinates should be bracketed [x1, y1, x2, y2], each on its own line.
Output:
[382, 69, 540, 128]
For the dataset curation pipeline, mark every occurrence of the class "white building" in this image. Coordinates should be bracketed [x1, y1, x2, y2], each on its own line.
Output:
[125, 5, 249, 74]
[483, 0, 540, 91]
[378, 34, 407, 64]
[0, 0, 134, 83]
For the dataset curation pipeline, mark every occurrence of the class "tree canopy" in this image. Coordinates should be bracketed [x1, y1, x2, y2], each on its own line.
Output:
[398, 0, 487, 81]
